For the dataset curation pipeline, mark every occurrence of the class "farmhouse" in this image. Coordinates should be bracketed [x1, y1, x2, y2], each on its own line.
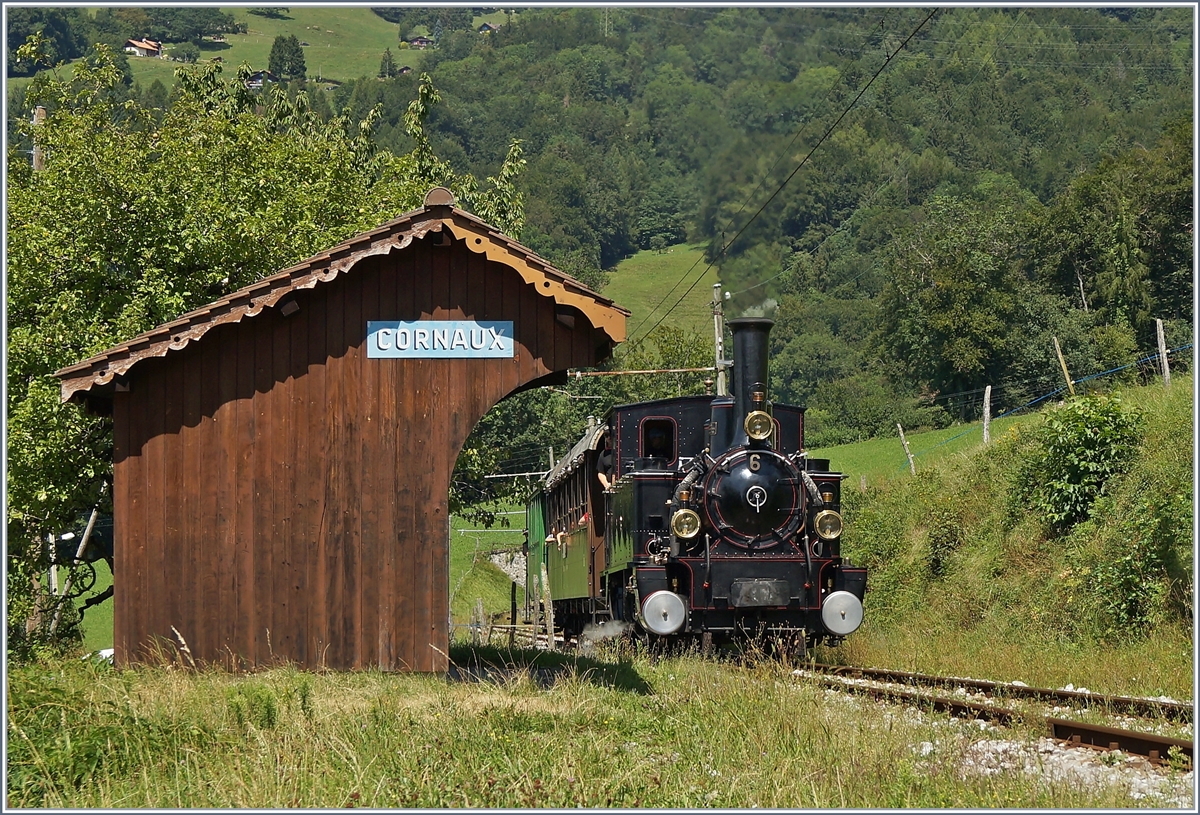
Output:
[123, 39, 163, 58]
[409, 35, 434, 49]
[244, 70, 280, 90]
[55, 188, 628, 673]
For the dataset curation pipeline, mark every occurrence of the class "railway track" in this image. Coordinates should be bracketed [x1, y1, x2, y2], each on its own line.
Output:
[801, 664, 1193, 769]
[807, 662, 1193, 722]
[472, 634, 1193, 769]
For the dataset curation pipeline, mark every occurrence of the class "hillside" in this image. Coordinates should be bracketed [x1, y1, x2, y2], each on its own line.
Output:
[599, 243, 717, 342]
[119, 7, 413, 88]
[838, 374, 1193, 673]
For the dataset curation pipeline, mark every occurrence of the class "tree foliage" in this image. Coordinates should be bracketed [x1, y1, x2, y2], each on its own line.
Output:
[268, 34, 305, 80]
[6, 43, 525, 658]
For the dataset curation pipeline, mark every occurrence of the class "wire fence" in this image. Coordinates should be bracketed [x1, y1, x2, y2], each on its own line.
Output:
[894, 342, 1191, 473]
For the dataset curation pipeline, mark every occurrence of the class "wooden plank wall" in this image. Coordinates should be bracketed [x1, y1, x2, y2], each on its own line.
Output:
[111, 237, 609, 671]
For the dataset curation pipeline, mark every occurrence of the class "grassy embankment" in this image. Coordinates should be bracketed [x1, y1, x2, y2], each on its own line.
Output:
[831, 374, 1193, 696]
[8, 640, 1188, 809]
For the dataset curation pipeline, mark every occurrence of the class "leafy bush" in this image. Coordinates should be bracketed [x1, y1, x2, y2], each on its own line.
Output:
[1018, 395, 1142, 531]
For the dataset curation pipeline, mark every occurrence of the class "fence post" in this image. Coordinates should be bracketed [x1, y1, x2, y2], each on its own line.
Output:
[897, 423, 916, 476]
[540, 562, 555, 651]
[1156, 318, 1171, 388]
[32, 106, 46, 171]
[509, 581, 517, 649]
[1053, 336, 1075, 396]
[46, 533, 58, 596]
[982, 385, 992, 444]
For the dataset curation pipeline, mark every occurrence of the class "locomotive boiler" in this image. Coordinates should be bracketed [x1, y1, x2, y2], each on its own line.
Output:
[526, 318, 866, 651]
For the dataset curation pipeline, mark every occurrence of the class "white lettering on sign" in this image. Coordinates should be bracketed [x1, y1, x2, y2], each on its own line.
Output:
[367, 321, 515, 359]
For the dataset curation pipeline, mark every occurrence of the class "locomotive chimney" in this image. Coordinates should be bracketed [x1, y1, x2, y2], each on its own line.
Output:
[728, 317, 773, 447]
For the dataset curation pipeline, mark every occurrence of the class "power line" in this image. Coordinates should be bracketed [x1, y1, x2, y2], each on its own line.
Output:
[633, 8, 940, 346]
[728, 8, 1031, 301]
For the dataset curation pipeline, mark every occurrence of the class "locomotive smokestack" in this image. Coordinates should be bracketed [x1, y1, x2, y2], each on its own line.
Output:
[728, 317, 773, 446]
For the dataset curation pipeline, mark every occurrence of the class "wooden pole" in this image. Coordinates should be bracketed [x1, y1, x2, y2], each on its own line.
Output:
[49, 506, 101, 636]
[982, 385, 992, 444]
[1053, 336, 1075, 396]
[32, 106, 46, 171]
[509, 580, 517, 649]
[897, 423, 916, 476]
[1156, 318, 1171, 388]
[540, 562, 555, 651]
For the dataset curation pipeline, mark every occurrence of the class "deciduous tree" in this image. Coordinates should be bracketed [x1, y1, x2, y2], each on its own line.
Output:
[6, 43, 524, 659]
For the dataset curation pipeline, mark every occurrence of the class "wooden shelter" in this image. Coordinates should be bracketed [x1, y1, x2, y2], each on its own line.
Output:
[55, 188, 629, 672]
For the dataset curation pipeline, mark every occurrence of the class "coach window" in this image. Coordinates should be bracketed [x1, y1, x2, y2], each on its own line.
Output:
[640, 418, 677, 464]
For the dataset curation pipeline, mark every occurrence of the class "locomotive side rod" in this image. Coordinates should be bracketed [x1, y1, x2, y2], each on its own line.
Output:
[806, 663, 1193, 722]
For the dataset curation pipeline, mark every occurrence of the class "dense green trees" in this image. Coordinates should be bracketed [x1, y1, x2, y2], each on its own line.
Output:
[268, 34, 305, 79]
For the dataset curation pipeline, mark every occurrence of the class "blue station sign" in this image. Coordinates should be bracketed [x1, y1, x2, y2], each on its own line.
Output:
[366, 320, 515, 359]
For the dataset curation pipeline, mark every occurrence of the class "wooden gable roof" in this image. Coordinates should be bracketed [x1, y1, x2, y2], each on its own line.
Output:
[55, 187, 629, 404]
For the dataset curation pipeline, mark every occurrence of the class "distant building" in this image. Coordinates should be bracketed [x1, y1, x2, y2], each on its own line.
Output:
[477, 23, 502, 34]
[123, 39, 163, 58]
[409, 35, 434, 49]
[244, 70, 280, 90]
[398, 65, 412, 75]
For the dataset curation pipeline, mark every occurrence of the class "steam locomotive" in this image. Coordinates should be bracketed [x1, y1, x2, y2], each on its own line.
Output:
[525, 318, 866, 651]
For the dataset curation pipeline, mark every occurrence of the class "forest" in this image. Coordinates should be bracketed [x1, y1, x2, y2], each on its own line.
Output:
[4, 7, 1194, 654]
[316, 6, 1193, 467]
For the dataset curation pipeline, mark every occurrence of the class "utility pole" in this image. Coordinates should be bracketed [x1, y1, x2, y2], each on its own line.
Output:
[713, 283, 727, 396]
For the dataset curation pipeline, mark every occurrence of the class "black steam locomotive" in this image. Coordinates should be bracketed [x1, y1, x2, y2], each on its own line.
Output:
[526, 318, 866, 651]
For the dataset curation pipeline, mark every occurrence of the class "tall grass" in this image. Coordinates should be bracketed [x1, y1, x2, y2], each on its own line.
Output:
[6, 645, 1177, 808]
[836, 375, 1193, 699]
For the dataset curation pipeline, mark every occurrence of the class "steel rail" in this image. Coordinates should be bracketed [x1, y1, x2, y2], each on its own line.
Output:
[808, 676, 1193, 768]
[808, 662, 1193, 722]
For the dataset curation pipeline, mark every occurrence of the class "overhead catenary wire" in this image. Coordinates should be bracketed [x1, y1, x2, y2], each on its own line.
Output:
[631, 8, 940, 347]
[622, 8, 917, 345]
[727, 7, 1031, 300]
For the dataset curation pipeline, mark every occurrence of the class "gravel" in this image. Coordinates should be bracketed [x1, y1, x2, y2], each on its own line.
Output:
[949, 736, 1194, 808]
[799, 671, 1194, 807]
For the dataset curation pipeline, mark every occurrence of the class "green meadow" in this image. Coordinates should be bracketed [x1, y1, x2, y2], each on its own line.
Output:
[600, 243, 718, 341]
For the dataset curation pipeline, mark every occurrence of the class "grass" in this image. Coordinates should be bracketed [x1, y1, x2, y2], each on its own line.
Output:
[810, 411, 1039, 486]
[600, 243, 717, 341]
[834, 374, 1193, 695]
[448, 509, 528, 626]
[7, 643, 1188, 809]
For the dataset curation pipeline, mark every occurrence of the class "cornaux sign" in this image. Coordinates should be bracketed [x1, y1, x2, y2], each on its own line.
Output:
[366, 320, 515, 359]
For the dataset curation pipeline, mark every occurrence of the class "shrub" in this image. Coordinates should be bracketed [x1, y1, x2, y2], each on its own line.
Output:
[1018, 395, 1142, 531]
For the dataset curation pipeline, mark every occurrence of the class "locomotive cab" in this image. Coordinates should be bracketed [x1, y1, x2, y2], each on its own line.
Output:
[528, 318, 867, 650]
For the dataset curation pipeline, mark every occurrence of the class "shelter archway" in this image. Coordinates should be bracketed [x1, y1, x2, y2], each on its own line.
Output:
[56, 189, 629, 672]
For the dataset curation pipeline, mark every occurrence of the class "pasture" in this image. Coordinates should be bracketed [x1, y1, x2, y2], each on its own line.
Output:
[601, 243, 719, 342]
